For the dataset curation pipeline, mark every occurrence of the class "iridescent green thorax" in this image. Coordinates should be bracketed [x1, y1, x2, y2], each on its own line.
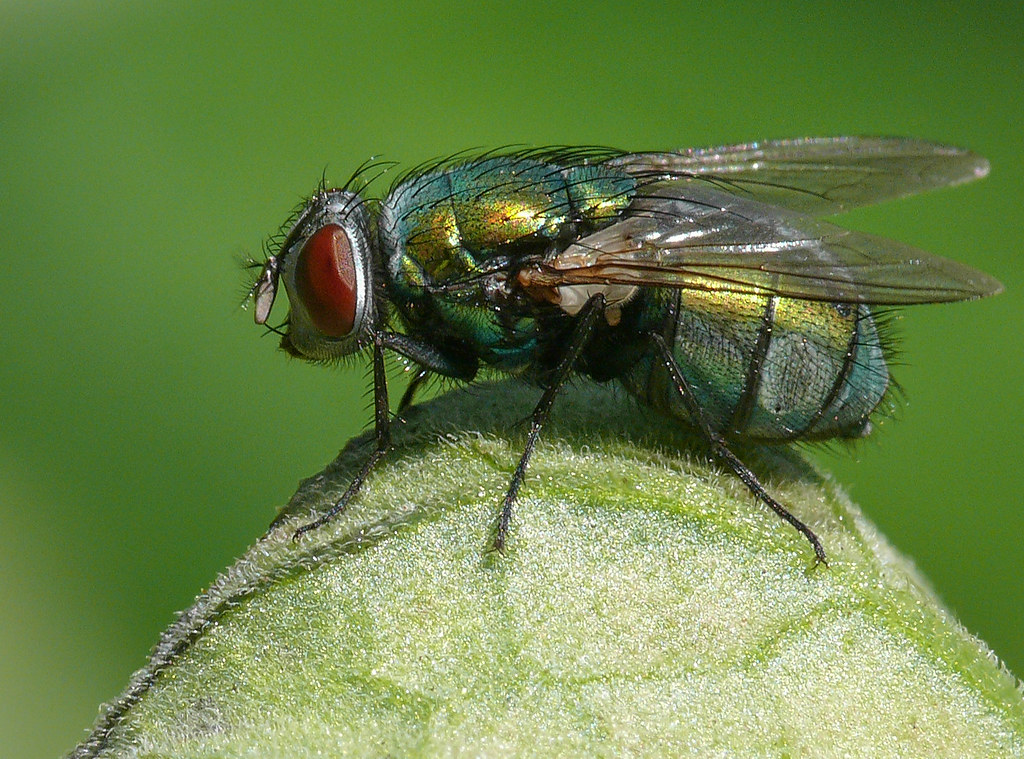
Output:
[379, 155, 635, 369]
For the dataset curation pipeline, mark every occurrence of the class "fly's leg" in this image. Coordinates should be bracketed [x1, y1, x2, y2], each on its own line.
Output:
[291, 333, 478, 539]
[292, 333, 393, 539]
[397, 368, 431, 414]
[493, 294, 606, 552]
[385, 333, 477, 415]
[649, 332, 828, 565]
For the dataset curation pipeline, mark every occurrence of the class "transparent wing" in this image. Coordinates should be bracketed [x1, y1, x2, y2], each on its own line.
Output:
[606, 137, 989, 216]
[520, 183, 1002, 305]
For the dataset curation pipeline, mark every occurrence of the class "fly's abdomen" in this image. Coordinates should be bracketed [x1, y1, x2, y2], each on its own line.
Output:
[622, 290, 890, 441]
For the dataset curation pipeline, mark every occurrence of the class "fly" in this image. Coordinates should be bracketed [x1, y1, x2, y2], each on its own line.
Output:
[246, 138, 1002, 564]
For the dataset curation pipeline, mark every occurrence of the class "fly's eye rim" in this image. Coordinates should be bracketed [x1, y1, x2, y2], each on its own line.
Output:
[277, 191, 376, 360]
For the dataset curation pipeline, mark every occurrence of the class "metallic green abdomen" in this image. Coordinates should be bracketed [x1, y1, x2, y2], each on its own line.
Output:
[622, 289, 889, 441]
[380, 156, 635, 370]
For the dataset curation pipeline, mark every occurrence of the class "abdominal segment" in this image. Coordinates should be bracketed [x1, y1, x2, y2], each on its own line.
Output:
[621, 289, 890, 442]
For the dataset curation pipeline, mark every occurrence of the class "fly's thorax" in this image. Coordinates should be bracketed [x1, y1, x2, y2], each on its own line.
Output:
[620, 290, 890, 442]
[379, 195, 538, 369]
[269, 190, 377, 362]
[379, 157, 634, 294]
[377, 156, 637, 366]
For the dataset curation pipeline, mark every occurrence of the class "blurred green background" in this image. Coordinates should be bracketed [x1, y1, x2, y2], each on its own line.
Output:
[1, 2, 1020, 756]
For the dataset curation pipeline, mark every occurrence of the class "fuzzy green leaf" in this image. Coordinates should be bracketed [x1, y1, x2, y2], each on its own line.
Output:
[70, 382, 1024, 758]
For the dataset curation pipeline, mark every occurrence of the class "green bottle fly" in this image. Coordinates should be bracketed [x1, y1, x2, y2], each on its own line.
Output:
[249, 138, 1002, 562]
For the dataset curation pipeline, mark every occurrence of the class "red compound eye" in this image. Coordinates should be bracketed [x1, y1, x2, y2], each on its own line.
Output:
[293, 224, 358, 337]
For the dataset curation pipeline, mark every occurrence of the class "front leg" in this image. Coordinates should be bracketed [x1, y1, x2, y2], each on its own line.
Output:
[382, 332, 479, 416]
[493, 294, 606, 551]
[291, 331, 478, 539]
[292, 332, 394, 539]
[381, 332, 478, 382]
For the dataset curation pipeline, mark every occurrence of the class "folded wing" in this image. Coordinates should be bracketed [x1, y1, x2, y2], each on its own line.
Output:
[607, 136, 989, 216]
[521, 183, 1002, 305]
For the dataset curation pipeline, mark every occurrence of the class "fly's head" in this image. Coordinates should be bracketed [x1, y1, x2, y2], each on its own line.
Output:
[250, 190, 377, 362]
